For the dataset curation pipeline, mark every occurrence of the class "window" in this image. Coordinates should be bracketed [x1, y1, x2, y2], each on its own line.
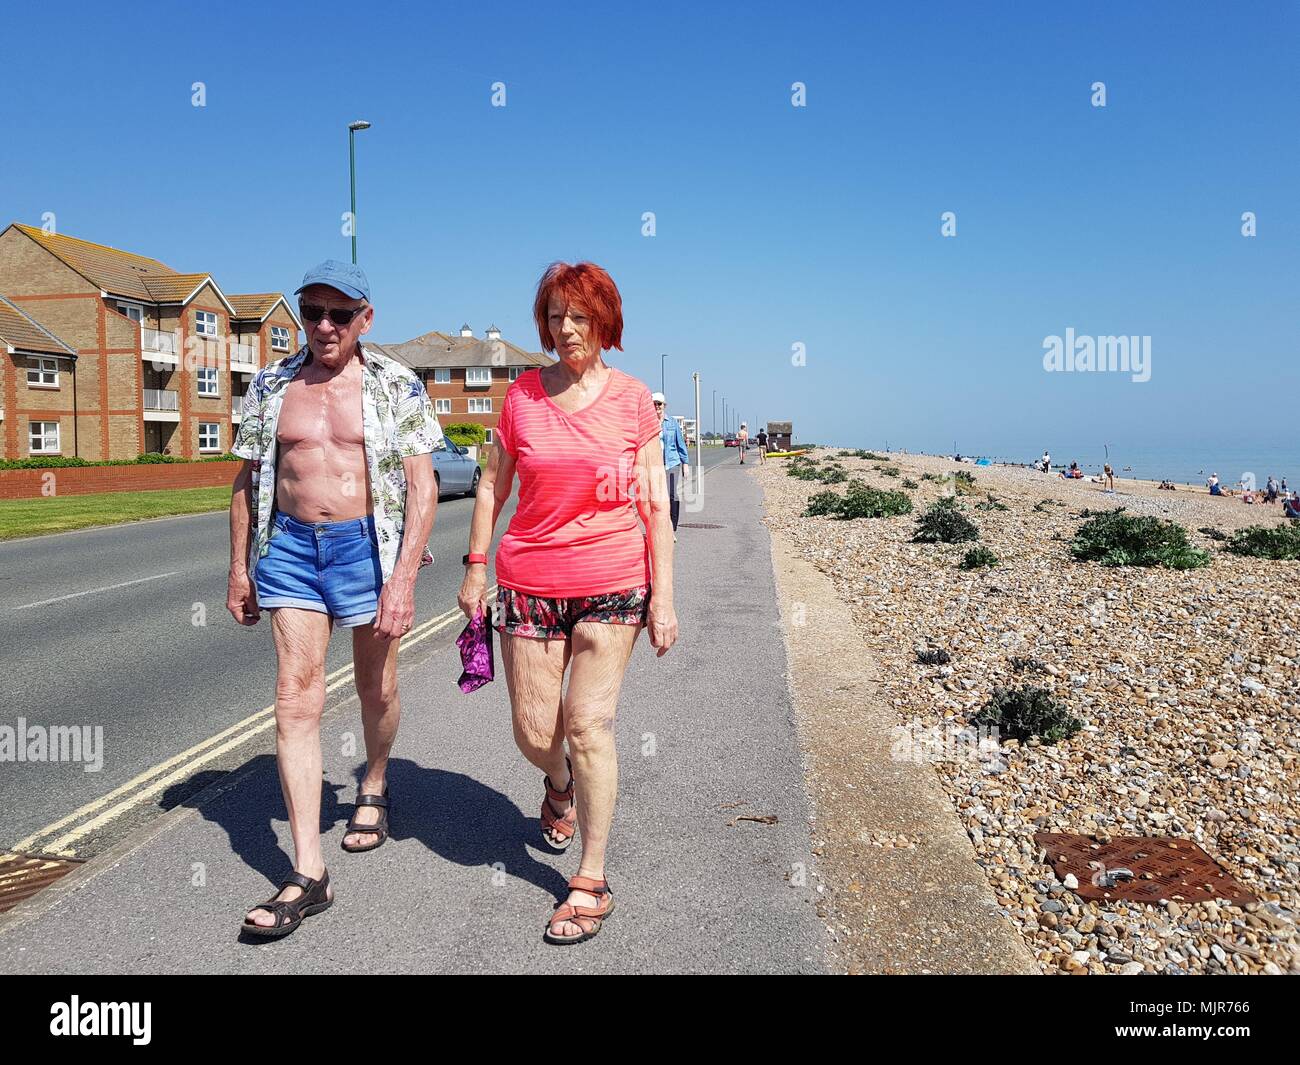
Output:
[117, 301, 144, 323]
[199, 422, 220, 452]
[29, 421, 60, 454]
[26, 357, 59, 387]
[432, 368, 451, 384]
[484, 429, 493, 445]
[434, 398, 452, 414]
[270, 325, 291, 351]
[195, 311, 218, 337]
[468, 397, 493, 414]
[197, 367, 219, 396]
[509, 366, 525, 381]
[465, 367, 492, 386]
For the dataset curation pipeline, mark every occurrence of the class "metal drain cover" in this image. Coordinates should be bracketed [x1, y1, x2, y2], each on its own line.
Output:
[678, 523, 724, 529]
[0, 852, 84, 914]
[1035, 833, 1254, 905]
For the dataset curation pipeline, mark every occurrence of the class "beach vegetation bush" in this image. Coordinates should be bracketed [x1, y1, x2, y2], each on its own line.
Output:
[902, 477, 919, 489]
[804, 490, 843, 517]
[949, 470, 978, 495]
[1224, 523, 1300, 561]
[971, 685, 1083, 744]
[1009, 656, 1047, 675]
[816, 466, 848, 484]
[913, 497, 980, 544]
[1198, 526, 1228, 541]
[1071, 509, 1210, 569]
[916, 648, 951, 665]
[859, 451, 886, 460]
[974, 494, 1008, 511]
[960, 546, 999, 569]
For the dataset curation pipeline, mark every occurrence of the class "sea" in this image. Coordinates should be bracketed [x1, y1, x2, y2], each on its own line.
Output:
[866, 443, 1299, 490]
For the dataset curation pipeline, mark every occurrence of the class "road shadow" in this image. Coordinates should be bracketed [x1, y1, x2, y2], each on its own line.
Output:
[163, 755, 567, 925]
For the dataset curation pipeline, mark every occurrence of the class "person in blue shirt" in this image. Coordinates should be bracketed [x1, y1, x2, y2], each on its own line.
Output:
[652, 392, 690, 539]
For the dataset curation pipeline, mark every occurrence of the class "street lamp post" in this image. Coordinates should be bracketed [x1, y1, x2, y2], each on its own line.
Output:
[348, 120, 371, 264]
[660, 353, 668, 395]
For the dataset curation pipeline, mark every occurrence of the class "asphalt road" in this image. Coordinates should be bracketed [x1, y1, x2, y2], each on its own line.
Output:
[0, 446, 737, 858]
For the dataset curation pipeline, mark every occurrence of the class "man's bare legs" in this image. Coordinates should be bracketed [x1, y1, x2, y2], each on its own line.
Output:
[342, 624, 403, 848]
[246, 608, 334, 926]
[502, 632, 573, 845]
[553, 621, 639, 938]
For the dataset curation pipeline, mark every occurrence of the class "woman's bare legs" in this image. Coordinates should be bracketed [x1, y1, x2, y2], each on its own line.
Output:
[501, 631, 573, 844]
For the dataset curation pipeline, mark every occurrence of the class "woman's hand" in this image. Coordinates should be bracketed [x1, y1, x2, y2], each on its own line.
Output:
[458, 563, 488, 619]
[646, 595, 678, 656]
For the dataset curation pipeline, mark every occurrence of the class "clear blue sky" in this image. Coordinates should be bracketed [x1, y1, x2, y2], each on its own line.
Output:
[3, 1, 1296, 457]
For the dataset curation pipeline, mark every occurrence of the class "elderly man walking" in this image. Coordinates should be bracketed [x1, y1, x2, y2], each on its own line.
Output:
[227, 260, 443, 937]
[651, 391, 690, 539]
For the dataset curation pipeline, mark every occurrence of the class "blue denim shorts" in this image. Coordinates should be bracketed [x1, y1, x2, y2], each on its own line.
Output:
[254, 512, 383, 627]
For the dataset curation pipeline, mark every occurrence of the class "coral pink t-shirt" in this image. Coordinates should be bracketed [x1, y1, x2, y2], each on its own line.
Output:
[494, 366, 661, 597]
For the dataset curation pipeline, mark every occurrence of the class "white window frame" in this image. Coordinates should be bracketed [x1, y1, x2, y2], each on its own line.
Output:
[116, 301, 144, 323]
[484, 429, 494, 445]
[194, 310, 218, 337]
[197, 367, 219, 396]
[432, 368, 451, 384]
[434, 398, 452, 414]
[26, 356, 59, 388]
[29, 420, 60, 454]
[198, 422, 220, 453]
[468, 397, 493, 414]
[270, 325, 291, 352]
[465, 367, 492, 387]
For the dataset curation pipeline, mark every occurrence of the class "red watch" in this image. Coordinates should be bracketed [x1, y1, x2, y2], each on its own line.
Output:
[463, 552, 488, 566]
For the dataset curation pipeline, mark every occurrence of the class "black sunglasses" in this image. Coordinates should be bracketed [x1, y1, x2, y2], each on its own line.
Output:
[300, 302, 367, 326]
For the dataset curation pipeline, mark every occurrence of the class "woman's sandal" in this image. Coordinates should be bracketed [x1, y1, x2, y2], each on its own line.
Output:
[240, 869, 333, 939]
[341, 786, 390, 853]
[540, 758, 576, 851]
[544, 875, 615, 946]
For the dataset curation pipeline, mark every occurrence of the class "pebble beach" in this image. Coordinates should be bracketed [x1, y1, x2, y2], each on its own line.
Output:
[757, 449, 1300, 975]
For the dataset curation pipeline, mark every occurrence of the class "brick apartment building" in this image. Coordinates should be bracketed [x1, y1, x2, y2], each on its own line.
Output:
[375, 324, 555, 446]
[0, 223, 301, 461]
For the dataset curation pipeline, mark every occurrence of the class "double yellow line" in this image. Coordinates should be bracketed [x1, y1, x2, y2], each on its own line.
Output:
[9, 592, 493, 858]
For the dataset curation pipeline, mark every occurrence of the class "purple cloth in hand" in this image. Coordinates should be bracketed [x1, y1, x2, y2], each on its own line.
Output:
[455, 606, 494, 692]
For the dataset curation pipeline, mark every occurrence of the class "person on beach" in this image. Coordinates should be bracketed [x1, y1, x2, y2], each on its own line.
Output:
[1038, 450, 1051, 473]
[1103, 463, 1115, 493]
[1265, 476, 1279, 503]
[756, 427, 768, 463]
[458, 261, 678, 945]
[737, 422, 749, 463]
[1207, 473, 1223, 496]
[229, 261, 443, 937]
[652, 391, 690, 541]
[1285, 493, 1300, 520]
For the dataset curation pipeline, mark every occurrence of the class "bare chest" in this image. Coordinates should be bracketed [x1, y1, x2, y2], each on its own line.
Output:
[276, 374, 365, 450]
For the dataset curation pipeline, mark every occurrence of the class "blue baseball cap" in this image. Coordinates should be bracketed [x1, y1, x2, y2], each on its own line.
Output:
[294, 259, 371, 302]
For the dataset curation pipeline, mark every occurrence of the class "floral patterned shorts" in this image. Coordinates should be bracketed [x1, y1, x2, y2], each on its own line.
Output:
[495, 584, 650, 640]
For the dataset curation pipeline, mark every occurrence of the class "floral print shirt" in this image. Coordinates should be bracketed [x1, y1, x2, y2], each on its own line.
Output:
[232, 344, 444, 582]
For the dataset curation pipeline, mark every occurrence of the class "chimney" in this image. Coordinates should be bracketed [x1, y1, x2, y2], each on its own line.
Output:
[459, 323, 473, 338]
[486, 324, 501, 341]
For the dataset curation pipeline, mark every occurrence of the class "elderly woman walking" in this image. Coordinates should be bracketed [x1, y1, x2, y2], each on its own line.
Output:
[458, 262, 678, 945]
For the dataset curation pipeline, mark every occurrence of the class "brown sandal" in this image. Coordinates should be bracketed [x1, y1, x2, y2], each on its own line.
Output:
[240, 869, 333, 939]
[544, 875, 614, 945]
[342, 786, 390, 853]
[540, 758, 575, 851]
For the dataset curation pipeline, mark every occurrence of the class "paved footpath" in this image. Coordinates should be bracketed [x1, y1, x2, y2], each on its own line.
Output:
[0, 456, 828, 974]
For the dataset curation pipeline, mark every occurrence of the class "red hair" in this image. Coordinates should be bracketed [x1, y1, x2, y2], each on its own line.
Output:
[532, 262, 624, 353]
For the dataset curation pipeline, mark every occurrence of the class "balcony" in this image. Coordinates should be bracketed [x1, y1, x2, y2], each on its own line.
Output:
[143, 388, 180, 423]
[229, 343, 258, 374]
[141, 327, 180, 368]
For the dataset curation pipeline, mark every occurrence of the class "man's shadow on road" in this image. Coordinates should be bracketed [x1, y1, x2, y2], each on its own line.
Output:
[165, 756, 568, 918]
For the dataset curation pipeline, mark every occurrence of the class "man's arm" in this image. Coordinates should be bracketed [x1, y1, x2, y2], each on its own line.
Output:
[227, 460, 260, 625]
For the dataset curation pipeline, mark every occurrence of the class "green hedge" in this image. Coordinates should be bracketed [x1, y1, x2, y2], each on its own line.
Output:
[0, 453, 240, 471]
